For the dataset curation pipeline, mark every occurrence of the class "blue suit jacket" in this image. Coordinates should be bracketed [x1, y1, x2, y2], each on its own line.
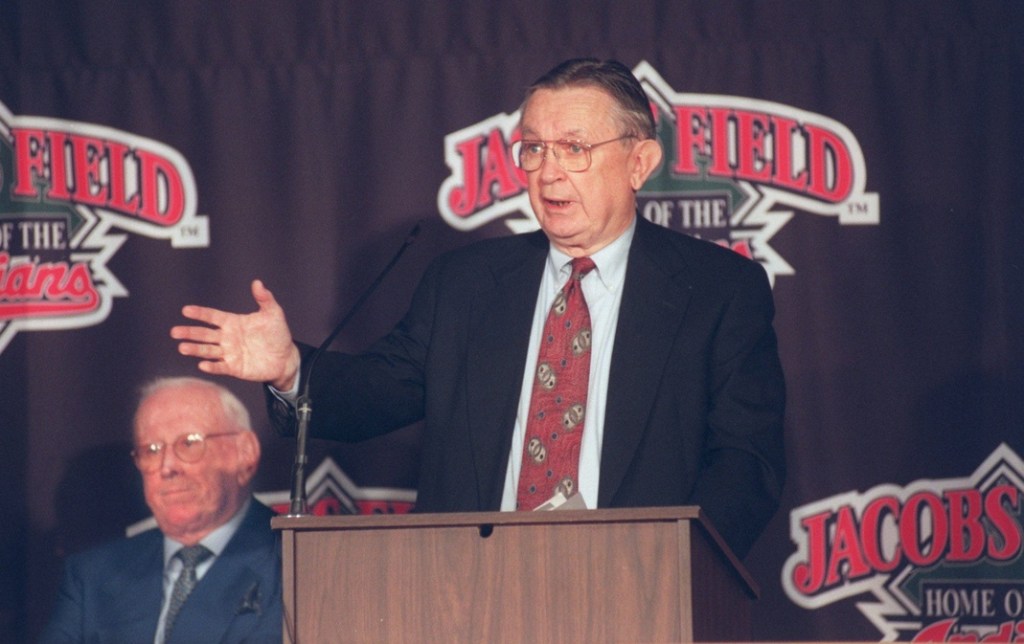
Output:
[271, 216, 786, 558]
[41, 500, 282, 643]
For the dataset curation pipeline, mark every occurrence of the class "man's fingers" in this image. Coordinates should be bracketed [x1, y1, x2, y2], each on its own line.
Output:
[180, 304, 229, 326]
[170, 325, 220, 343]
[197, 360, 229, 375]
[176, 341, 223, 359]
[251, 280, 281, 313]
[176, 341, 201, 357]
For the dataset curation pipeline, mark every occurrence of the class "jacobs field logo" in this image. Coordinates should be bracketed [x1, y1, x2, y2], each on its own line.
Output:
[783, 443, 1024, 641]
[0, 100, 209, 355]
[436, 61, 880, 284]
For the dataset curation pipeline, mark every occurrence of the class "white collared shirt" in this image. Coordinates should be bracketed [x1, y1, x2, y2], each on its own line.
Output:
[500, 218, 636, 510]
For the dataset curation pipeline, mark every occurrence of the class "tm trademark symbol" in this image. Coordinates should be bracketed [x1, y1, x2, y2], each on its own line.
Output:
[170, 215, 210, 248]
[838, 193, 880, 225]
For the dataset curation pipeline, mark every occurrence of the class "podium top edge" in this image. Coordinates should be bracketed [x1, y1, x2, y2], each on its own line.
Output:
[271, 505, 703, 531]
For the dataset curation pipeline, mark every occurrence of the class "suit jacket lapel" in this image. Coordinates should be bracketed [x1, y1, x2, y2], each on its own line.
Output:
[97, 532, 163, 641]
[466, 233, 548, 508]
[166, 502, 277, 643]
[598, 218, 693, 507]
[168, 566, 262, 644]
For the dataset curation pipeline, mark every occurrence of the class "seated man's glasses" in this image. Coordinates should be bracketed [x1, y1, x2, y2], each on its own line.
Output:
[511, 135, 635, 172]
[131, 432, 239, 472]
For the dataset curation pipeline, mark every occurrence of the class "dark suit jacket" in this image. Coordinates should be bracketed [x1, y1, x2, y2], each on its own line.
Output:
[272, 217, 786, 558]
[40, 500, 282, 643]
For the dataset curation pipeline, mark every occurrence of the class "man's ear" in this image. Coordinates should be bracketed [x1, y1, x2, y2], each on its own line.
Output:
[235, 431, 261, 486]
[629, 139, 664, 191]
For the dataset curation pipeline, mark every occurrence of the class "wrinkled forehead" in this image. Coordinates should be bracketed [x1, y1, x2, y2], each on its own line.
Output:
[133, 385, 225, 441]
[520, 86, 620, 140]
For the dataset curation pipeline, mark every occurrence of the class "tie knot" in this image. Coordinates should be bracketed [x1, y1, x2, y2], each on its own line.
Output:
[176, 544, 212, 569]
[570, 257, 595, 280]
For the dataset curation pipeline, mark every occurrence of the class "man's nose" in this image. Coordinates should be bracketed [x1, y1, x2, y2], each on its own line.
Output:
[538, 146, 566, 179]
[158, 446, 183, 475]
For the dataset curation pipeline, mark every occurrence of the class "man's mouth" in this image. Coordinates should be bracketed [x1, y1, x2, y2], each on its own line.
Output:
[160, 486, 194, 498]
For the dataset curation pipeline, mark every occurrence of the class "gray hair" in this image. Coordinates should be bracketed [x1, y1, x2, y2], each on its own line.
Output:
[135, 376, 252, 432]
[521, 58, 657, 141]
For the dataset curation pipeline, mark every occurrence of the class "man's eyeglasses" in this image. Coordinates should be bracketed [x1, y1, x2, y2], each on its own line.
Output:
[511, 135, 636, 173]
[131, 432, 239, 472]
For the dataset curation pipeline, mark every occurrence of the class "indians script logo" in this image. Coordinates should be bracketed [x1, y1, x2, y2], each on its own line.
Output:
[0, 100, 209, 355]
[783, 443, 1024, 641]
[437, 61, 879, 284]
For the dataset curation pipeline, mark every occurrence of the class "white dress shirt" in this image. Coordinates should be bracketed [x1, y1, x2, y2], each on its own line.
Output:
[500, 218, 635, 510]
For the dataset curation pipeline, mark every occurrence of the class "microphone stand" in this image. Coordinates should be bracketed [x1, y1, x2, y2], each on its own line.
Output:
[287, 222, 421, 516]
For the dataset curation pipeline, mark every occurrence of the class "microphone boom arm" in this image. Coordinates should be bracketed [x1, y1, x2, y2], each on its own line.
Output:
[287, 221, 421, 516]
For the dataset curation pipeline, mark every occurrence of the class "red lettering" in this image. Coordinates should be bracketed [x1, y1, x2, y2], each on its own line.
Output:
[791, 484, 1024, 599]
[912, 618, 958, 642]
[771, 115, 808, 192]
[791, 511, 830, 595]
[136, 149, 184, 225]
[69, 134, 107, 206]
[714, 239, 752, 259]
[985, 485, 1022, 559]
[309, 497, 343, 516]
[914, 618, 1024, 642]
[11, 127, 186, 226]
[981, 621, 1014, 642]
[671, 106, 707, 174]
[806, 124, 853, 202]
[354, 500, 415, 514]
[446, 135, 484, 217]
[475, 129, 520, 208]
[824, 506, 872, 587]
[105, 141, 140, 214]
[861, 496, 902, 572]
[46, 131, 73, 201]
[706, 107, 732, 177]
[12, 129, 47, 198]
[0, 253, 99, 319]
[946, 490, 985, 561]
[667, 105, 857, 205]
[734, 111, 772, 183]
[902, 492, 948, 566]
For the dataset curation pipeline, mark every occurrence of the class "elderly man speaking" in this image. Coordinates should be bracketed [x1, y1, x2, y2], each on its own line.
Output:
[172, 58, 786, 560]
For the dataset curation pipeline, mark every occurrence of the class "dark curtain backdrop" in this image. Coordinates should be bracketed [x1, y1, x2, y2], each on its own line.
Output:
[1, 1, 1022, 641]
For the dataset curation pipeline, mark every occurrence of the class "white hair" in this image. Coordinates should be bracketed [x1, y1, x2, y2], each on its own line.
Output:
[135, 376, 252, 432]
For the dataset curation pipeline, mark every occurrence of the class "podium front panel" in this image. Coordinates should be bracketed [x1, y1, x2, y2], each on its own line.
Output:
[275, 507, 755, 642]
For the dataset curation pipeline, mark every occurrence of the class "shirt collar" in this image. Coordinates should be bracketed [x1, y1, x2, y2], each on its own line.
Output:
[162, 496, 252, 568]
[546, 215, 636, 291]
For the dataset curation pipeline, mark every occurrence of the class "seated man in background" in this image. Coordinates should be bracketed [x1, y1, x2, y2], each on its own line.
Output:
[41, 377, 282, 643]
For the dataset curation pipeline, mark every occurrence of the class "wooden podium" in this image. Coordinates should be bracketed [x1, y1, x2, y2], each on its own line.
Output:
[272, 506, 758, 643]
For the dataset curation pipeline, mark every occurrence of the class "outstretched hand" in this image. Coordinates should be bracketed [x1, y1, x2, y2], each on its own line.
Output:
[171, 279, 301, 391]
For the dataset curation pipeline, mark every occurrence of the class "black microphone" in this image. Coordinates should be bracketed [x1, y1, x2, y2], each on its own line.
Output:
[288, 221, 421, 516]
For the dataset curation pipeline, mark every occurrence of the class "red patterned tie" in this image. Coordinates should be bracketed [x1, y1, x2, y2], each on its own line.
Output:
[517, 256, 596, 510]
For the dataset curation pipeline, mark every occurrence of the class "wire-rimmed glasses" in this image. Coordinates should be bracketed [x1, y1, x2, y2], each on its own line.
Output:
[131, 431, 239, 472]
[511, 135, 636, 172]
